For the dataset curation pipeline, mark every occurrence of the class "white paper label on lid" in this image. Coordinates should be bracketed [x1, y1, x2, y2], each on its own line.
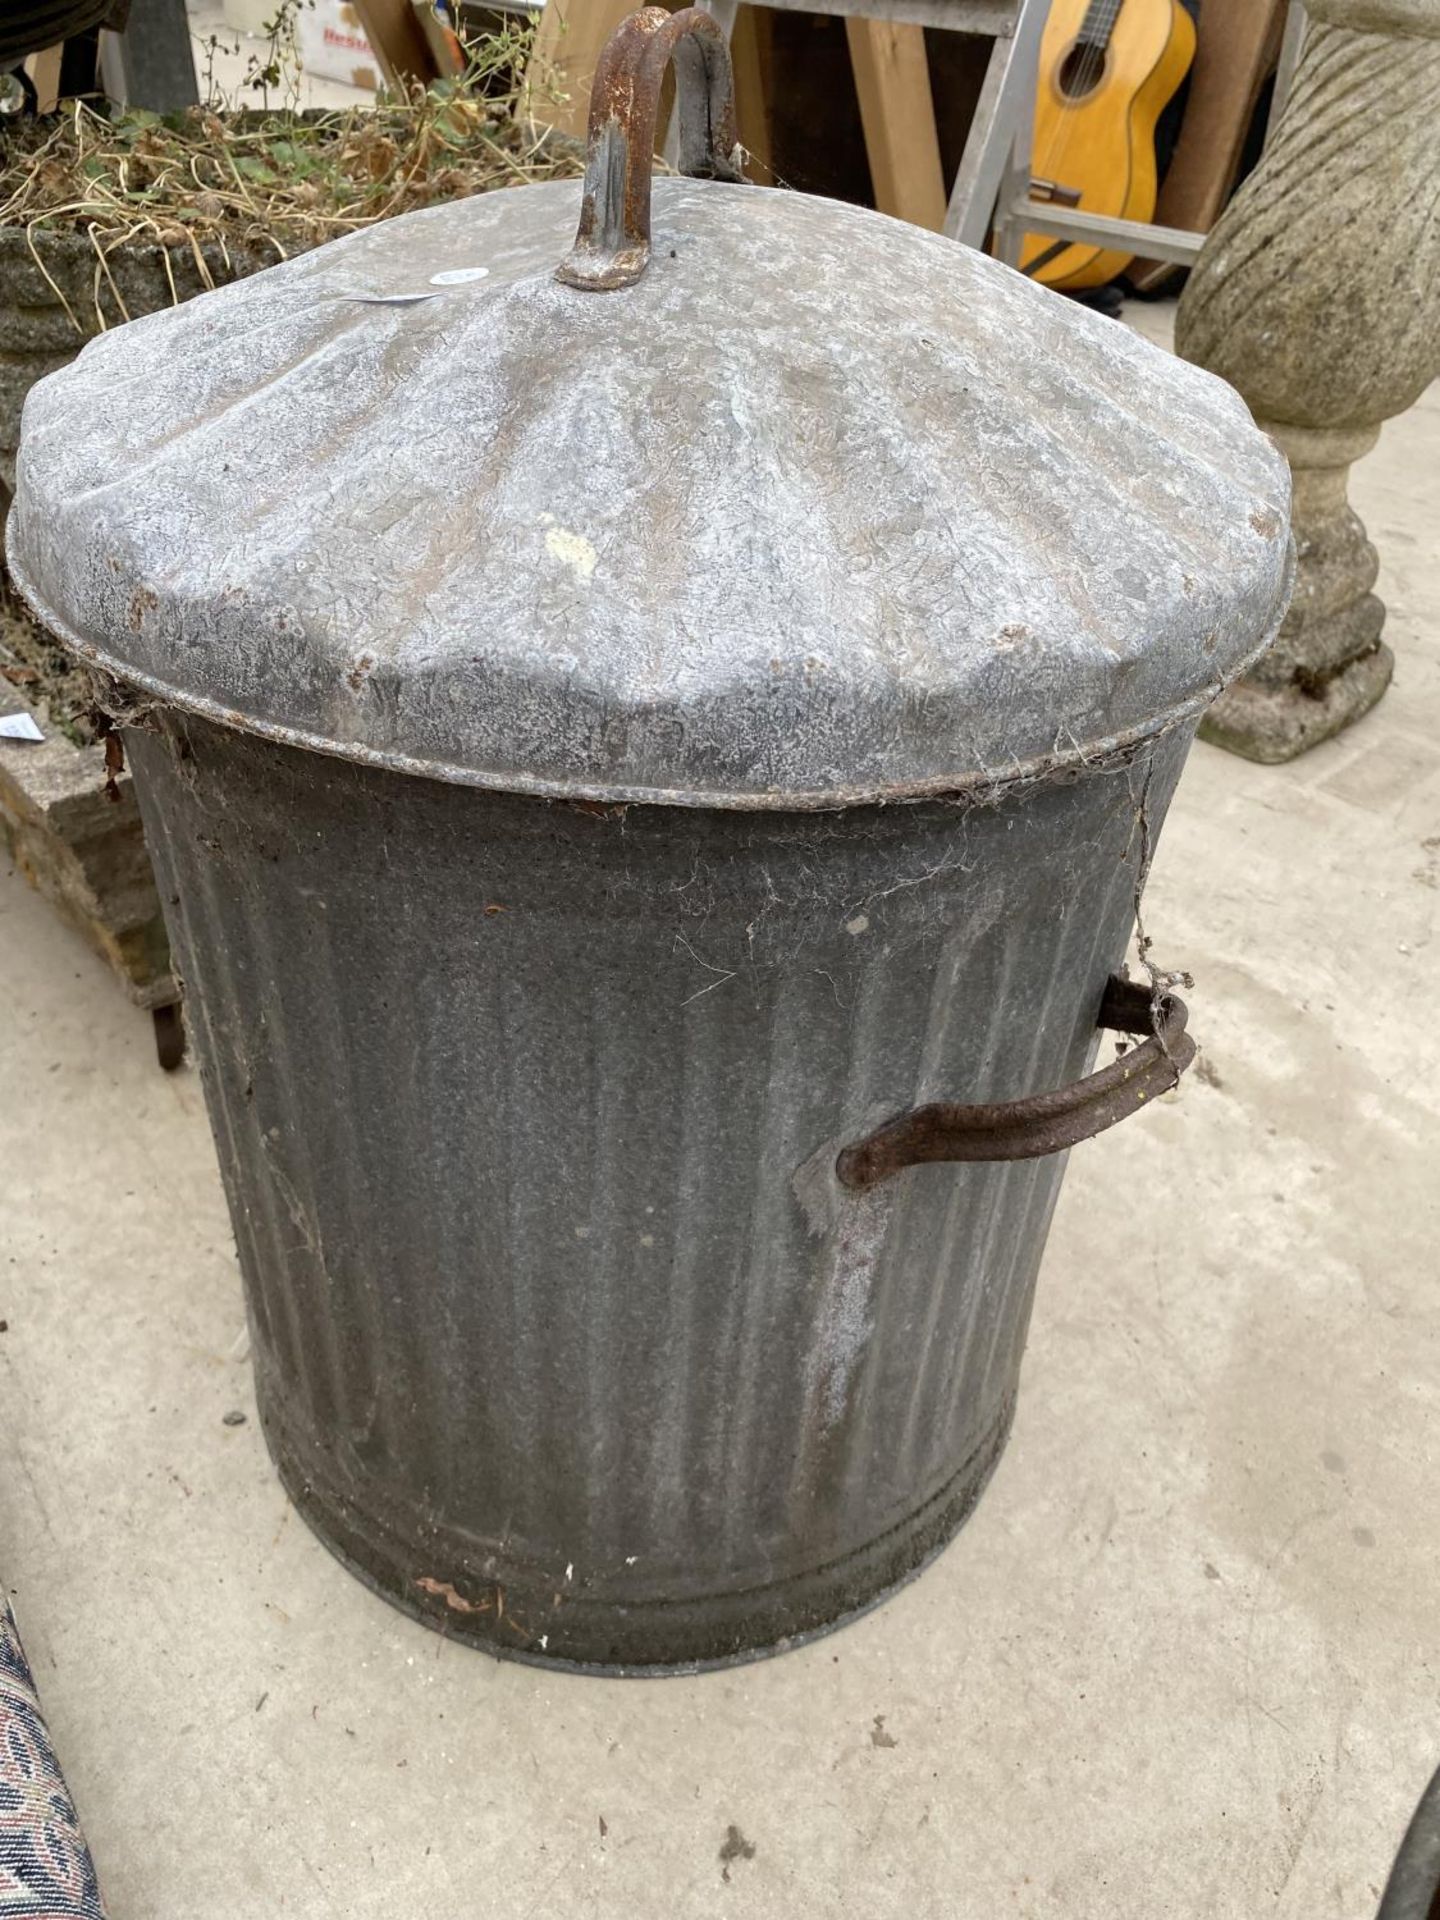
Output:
[0, 712, 45, 741]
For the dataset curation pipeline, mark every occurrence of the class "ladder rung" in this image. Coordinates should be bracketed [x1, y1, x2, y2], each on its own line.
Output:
[741, 0, 1015, 29]
[1010, 202, 1206, 265]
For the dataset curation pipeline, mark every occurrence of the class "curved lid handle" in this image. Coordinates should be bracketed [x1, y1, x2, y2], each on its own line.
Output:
[556, 5, 745, 292]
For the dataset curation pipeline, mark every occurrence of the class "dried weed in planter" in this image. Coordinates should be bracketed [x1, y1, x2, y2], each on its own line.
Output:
[0, 22, 580, 326]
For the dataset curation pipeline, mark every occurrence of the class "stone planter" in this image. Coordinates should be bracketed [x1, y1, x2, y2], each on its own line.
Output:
[0, 215, 277, 1067]
[0, 110, 578, 494]
[0, 687, 182, 1065]
[0, 225, 273, 498]
[1, 116, 576, 1056]
[1175, 0, 1440, 761]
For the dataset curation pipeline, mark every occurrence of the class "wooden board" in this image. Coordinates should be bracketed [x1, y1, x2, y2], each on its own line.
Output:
[729, 5, 776, 183]
[530, 0, 635, 138]
[351, 0, 446, 87]
[742, 11, 874, 205]
[1128, 0, 1287, 291]
[845, 19, 946, 230]
[23, 46, 64, 115]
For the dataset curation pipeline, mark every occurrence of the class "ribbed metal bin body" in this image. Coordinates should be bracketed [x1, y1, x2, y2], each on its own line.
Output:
[132, 709, 1189, 1671]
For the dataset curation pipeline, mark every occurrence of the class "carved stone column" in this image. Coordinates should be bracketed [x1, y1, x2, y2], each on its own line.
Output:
[1175, 0, 1440, 762]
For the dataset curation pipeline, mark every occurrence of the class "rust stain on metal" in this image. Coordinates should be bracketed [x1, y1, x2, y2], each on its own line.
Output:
[415, 1575, 492, 1615]
[568, 797, 630, 820]
[92, 714, 127, 803]
[127, 586, 158, 631]
[1250, 506, 1283, 539]
[835, 974, 1195, 1190]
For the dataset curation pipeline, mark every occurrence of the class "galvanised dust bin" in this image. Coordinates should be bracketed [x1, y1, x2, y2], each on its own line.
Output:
[7, 10, 1292, 1673]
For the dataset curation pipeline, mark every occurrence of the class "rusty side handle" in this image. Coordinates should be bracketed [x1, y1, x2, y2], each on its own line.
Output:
[835, 975, 1196, 1191]
[555, 5, 744, 293]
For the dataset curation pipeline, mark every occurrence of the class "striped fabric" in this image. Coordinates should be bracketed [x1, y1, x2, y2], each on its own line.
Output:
[0, 1600, 105, 1918]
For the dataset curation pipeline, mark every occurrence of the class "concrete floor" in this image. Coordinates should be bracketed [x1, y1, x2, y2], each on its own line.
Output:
[2, 332, 1438, 1918]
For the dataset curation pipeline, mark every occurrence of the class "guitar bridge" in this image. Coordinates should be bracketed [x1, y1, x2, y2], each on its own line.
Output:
[1029, 178, 1084, 208]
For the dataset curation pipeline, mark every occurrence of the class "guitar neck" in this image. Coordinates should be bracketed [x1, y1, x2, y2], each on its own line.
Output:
[1077, 0, 1125, 50]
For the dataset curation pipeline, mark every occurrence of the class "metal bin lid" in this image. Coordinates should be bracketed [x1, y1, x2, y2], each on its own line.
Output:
[7, 11, 1291, 808]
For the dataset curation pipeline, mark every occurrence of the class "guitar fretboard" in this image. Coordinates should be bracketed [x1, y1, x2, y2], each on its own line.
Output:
[1077, 0, 1124, 50]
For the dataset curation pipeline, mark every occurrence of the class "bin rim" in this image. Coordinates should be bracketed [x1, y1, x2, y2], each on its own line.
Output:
[7, 537, 1290, 809]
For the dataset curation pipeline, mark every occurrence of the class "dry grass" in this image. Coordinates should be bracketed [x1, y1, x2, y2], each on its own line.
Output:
[0, 22, 580, 271]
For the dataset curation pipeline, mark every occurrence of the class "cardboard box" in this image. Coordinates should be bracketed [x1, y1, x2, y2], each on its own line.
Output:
[297, 0, 381, 92]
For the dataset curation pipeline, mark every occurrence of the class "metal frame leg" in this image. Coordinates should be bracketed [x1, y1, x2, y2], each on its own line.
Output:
[944, 0, 1047, 249]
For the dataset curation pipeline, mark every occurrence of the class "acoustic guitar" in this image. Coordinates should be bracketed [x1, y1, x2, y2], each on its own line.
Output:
[1022, 0, 1196, 291]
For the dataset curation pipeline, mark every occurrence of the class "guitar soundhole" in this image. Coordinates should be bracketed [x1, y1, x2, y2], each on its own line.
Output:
[1056, 40, 1109, 101]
